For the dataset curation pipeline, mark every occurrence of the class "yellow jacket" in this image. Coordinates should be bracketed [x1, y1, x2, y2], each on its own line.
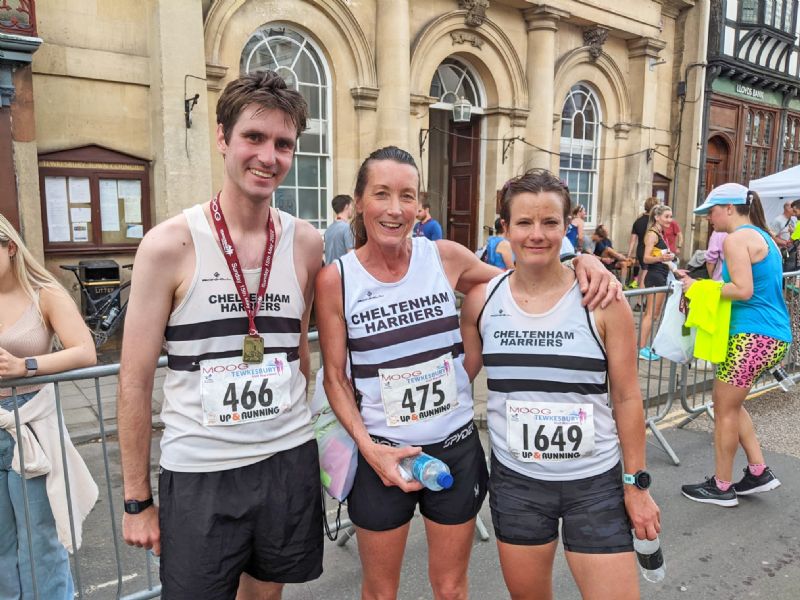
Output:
[685, 279, 731, 363]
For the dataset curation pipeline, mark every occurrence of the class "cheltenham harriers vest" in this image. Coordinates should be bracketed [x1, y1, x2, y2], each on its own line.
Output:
[159, 204, 311, 472]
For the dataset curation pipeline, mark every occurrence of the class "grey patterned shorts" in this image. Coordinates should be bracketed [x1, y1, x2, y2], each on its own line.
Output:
[489, 456, 633, 554]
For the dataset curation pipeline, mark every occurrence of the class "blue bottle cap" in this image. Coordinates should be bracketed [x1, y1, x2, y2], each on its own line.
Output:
[437, 472, 454, 490]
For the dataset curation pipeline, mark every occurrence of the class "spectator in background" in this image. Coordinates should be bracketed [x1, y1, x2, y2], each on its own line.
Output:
[324, 194, 355, 264]
[592, 224, 634, 285]
[662, 213, 683, 256]
[0, 213, 98, 600]
[627, 196, 661, 289]
[769, 202, 797, 249]
[705, 228, 728, 281]
[565, 205, 586, 252]
[484, 218, 514, 270]
[638, 205, 676, 360]
[413, 202, 443, 240]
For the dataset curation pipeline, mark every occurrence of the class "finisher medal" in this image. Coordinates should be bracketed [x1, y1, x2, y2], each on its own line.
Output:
[242, 335, 265, 363]
[210, 193, 276, 365]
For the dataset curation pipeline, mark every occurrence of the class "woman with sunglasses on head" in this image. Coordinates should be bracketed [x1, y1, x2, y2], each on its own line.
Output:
[680, 184, 791, 506]
[461, 169, 660, 600]
[637, 204, 676, 360]
[0, 214, 97, 599]
[315, 148, 620, 599]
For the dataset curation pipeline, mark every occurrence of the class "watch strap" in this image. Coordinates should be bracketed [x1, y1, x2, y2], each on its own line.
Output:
[124, 497, 154, 514]
[622, 473, 636, 485]
[24, 358, 38, 378]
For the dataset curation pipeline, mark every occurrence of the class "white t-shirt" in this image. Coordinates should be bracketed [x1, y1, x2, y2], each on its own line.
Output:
[770, 214, 796, 241]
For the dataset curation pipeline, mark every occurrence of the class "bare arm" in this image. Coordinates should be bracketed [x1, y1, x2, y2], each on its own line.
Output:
[642, 230, 671, 265]
[627, 233, 638, 258]
[315, 264, 423, 492]
[0, 287, 95, 379]
[293, 220, 323, 384]
[118, 217, 189, 554]
[496, 239, 515, 270]
[460, 283, 488, 381]
[595, 299, 660, 541]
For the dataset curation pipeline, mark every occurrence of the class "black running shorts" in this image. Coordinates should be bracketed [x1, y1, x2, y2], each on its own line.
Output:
[489, 456, 633, 554]
[348, 421, 488, 531]
[158, 440, 323, 599]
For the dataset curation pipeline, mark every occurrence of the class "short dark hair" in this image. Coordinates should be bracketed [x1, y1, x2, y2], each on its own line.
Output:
[494, 217, 503, 234]
[331, 194, 352, 214]
[420, 203, 432, 211]
[499, 169, 571, 227]
[216, 71, 308, 143]
[792, 199, 800, 210]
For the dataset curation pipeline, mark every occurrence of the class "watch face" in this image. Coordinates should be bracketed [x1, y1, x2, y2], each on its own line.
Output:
[636, 471, 652, 489]
[25, 358, 38, 371]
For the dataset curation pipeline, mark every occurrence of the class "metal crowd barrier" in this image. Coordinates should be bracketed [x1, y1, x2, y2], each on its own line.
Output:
[1, 274, 797, 597]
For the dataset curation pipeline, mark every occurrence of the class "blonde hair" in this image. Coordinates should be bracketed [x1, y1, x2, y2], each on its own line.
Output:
[647, 204, 672, 230]
[0, 213, 69, 320]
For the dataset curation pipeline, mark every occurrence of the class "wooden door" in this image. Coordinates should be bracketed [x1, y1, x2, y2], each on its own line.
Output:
[447, 119, 480, 249]
[704, 135, 730, 198]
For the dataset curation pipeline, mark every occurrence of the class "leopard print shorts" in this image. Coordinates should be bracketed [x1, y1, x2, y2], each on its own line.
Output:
[715, 333, 790, 389]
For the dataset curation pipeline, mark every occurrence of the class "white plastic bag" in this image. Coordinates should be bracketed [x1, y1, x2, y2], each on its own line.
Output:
[651, 280, 696, 364]
[312, 367, 358, 502]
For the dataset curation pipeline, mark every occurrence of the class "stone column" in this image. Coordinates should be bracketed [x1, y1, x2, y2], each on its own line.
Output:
[522, 5, 570, 170]
[375, 0, 410, 148]
[626, 36, 667, 208]
[149, 0, 212, 222]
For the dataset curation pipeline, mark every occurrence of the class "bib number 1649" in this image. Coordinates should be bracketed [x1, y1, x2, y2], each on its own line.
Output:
[521, 423, 582, 452]
[222, 379, 273, 412]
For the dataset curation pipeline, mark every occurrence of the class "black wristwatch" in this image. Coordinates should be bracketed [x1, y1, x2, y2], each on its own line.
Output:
[24, 357, 38, 378]
[623, 470, 652, 490]
[124, 497, 154, 514]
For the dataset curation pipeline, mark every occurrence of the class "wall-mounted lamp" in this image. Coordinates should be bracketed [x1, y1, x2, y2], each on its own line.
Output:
[649, 58, 667, 71]
[452, 96, 472, 123]
[184, 93, 200, 128]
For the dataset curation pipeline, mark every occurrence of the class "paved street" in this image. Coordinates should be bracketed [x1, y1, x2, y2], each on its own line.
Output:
[47, 338, 800, 599]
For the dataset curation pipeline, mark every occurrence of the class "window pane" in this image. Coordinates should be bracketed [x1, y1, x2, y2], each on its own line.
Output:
[573, 113, 585, 139]
[741, 0, 757, 22]
[300, 84, 320, 118]
[299, 129, 321, 154]
[297, 156, 319, 187]
[274, 188, 296, 214]
[298, 189, 319, 220]
[294, 52, 319, 84]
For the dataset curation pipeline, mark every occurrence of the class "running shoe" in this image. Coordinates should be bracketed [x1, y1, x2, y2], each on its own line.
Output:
[681, 477, 738, 507]
[732, 466, 781, 496]
[638, 347, 660, 361]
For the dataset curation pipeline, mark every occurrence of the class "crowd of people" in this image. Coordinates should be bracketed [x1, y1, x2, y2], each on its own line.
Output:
[0, 69, 794, 600]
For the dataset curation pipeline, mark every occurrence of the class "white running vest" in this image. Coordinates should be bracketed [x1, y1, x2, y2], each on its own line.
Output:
[340, 237, 473, 445]
[159, 204, 312, 472]
[481, 273, 620, 481]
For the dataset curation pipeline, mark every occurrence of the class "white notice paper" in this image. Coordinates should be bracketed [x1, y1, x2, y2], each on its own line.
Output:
[72, 222, 89, 242]
[99, 179, 120, 232]
[118, 180, 142, 223]
[70, 207, 91, 223]
[126, 224, 144, 239]
[44, 177, 70, 242]
[68, 177, 91, 203]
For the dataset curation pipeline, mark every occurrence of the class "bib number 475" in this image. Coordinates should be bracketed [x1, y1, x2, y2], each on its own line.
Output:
[223, 379, 273, 412]
[401, 380, 445, 413]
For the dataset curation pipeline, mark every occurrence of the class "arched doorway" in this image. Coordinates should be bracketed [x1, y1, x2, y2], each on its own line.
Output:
[704, 135, 731, 198]
[427, 58, 484, 249]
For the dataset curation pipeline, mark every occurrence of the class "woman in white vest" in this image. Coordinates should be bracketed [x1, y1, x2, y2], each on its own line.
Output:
[460, 169, 660, 600]
[316, 149, 619, 599]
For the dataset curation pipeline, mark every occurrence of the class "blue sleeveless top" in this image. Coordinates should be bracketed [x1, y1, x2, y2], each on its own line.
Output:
[722, 225, 791, 342]
[485, 236, 510, 269]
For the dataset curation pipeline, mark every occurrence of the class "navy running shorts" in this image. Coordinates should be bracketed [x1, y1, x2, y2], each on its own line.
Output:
[348, 420, 488, 531]
[158, 440, 323, 599]
[489, 455, 633, 554]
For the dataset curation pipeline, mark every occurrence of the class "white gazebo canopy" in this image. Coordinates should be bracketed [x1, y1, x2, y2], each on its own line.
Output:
[749, 164, 800, 226]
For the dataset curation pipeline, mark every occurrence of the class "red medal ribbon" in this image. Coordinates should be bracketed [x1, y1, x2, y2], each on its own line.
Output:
[210, 193, 276, 337]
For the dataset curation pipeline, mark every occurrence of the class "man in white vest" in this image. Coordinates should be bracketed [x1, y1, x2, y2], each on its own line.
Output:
[117, 70, 323, 600]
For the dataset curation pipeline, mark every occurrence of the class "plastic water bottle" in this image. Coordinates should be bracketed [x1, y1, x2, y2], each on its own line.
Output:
[769, 366, 796, 392]
[632, 531, 665, 583]
[100, 305, 120, 330]
[398, 452, 454, 491]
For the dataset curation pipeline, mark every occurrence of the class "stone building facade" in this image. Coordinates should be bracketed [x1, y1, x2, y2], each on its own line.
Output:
[1, 0, 712, 289]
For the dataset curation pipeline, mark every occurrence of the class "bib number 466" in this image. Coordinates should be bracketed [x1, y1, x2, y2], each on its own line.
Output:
[521, 424, 582, 452]
[401, 380, 445, 413]
[223, 379, 273, 412]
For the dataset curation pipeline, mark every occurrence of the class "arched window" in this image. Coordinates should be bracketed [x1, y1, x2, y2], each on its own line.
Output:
[559, 84, 600, 224]
[429, 58, 483, 113]
[241, 26, 330, 229]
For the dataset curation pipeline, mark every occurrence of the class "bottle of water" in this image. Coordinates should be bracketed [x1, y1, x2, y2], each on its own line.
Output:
[769, 366, 795, 392]
[632, 531, 665, 583]
[100, 305, 120, 331]
[398, 452, 454, 491]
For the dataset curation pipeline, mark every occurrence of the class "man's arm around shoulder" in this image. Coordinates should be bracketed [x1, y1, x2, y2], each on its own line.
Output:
[118, 216, 192, 555]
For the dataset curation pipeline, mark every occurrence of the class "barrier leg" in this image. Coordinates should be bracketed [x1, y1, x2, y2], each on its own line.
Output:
[336, 525, 357, 547]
